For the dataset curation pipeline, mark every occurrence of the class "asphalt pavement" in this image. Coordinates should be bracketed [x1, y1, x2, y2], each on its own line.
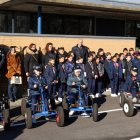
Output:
[0, 93, 140, 140]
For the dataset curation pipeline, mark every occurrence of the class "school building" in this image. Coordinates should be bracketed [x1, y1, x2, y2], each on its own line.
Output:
[0, 0, 140, 53]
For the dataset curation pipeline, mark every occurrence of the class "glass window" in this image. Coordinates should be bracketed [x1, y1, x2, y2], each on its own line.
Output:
[0, 12, 12, 33]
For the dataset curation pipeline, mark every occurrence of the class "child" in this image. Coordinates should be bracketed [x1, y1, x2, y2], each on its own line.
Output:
[75, 56, 86, 77]
[123, 67, 140, 102]
[104, 52, 112, 91]
[57, 54, 67, 101]
[124, 53, 133, 80]
[64, 54, 75, 78]
[118, 53, 125, 93]
[110, 55, 119, 97]
[28, 65, 48, 114]
[85, 53, 98, 98]
[67, 66, 88, 116]
[95, 56, 104, 97]
[57, 47, 67, 60]
[44, 57, 58, 102]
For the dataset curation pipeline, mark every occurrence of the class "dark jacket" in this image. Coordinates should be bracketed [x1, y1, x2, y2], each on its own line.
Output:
[28, 75, 47, 92]
[124, 60, 133, 80]
[123, 75, 140, 93]
[72, 45, 89, 63]
[42, 51, 56, 66]
[104, 59, 113, 80]
[24, 48, 40, 75]
[85, 61, 98, 79]
[44, 64, 58, 85]
[112, 61, 119, 78]
[57, 62, 67, 83]
[96, 62, 104, 77]
[118, 60, 125, 79]
[0, 50, 5, 70]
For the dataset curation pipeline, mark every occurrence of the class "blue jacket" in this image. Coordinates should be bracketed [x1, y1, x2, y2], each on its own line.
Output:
[118, 60, 125, 79]
[104, 59, 113, 80]
[28, 75, 47, 92]
[64, 61, 75, 77]
[123, 75, 140, 93]
[57, 62, 67, 83]
[44, 64, 58, 85]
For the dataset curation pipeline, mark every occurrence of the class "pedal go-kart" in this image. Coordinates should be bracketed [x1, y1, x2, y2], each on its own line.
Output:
[120, 92, 140, 117]
[21, 84, 66, 129]
[0, 94, 10, 131]
[62, 85, 99, 121]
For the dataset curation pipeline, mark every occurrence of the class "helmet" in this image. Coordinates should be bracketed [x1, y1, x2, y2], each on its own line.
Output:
[33, 65, 42, 71]
[131, 67, 138, 73]
[73, 65, 81, 73]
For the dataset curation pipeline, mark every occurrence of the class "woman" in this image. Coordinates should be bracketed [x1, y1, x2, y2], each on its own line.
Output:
[6, 46, 21, 102]
[42, 43, 56, 68]
[24, 43, 40, 77]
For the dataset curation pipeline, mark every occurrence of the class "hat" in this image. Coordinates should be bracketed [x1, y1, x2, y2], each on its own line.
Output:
[33, 65, 42, 71]
[74, 66, 81, 73]
[131, 67, 138, 73]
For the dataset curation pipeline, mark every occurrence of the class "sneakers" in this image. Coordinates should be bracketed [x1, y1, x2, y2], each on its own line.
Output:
[111, 94, 118, 97]
[89, 95, 95, 99]
[58, 97, 62, 102]
[95, 93, 100, 98]
[81, 112, 90, 118]
[118, 92, 121, 96]
[69, 110, 75, 116]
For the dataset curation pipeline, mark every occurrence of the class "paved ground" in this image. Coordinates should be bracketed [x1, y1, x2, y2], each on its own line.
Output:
[1, 94, 140, 140]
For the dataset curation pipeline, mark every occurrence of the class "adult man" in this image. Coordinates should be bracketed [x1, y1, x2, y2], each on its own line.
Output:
[72, 39, 89, 63]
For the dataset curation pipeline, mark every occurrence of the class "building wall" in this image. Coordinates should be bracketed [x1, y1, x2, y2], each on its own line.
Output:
[0, 34, 136, 53]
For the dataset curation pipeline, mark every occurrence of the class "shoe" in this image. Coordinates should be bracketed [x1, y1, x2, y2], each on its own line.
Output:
[111, 94, 118, 97]
[81, 112, 90, 118]
[89, 95, 95, 99]
[95, 93, 100, 98]
[69, 110, 75, 116]
[58, 97, 62, 102]
[118, 92, 121, 96]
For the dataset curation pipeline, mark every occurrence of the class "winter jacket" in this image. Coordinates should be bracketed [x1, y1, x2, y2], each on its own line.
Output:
[24, 48, 40, 75]
[64, 61, 75, 77]
[6, 53, 21, 78]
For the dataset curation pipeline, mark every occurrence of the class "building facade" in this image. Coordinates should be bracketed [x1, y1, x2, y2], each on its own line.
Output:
[0, 0, 139, 51]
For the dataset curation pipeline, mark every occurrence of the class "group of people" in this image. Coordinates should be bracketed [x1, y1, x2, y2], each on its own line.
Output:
[0, 39, 140, 104]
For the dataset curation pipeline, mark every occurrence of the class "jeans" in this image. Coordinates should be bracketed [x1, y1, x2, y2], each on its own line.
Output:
[8, 79, 18, 100]
[110, 77, 119, 94]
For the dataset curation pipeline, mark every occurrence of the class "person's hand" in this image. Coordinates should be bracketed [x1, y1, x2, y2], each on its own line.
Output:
[26, 72, 29, 77]
[72, 82, 76, 86]
[45, 86, 48, 89]
[81, 85, 86, 89]
[34, 84, 37, 89]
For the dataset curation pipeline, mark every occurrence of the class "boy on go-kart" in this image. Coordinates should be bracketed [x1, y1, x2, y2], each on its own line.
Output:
[123, 67, 140, 102]
[28, 65, 48, 114]
[67, 66, 88, 116]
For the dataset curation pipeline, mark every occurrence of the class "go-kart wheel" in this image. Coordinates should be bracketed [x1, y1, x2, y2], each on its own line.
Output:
[21, 98, 27, 116]
[25, 108, 32, 129]
[119, 93, 125, 107]
[62, 97, 69, 123]
[123, 99, 134, 117]
[3, 109, 10, 131]
[92, 103, 98, 122]
[56, 106, 65, 127]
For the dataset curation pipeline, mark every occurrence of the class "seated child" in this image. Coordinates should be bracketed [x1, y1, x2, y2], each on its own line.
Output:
[28, 65, 48, 114]
[123, 67, 140, 102]
[67, 66, 88, 116]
